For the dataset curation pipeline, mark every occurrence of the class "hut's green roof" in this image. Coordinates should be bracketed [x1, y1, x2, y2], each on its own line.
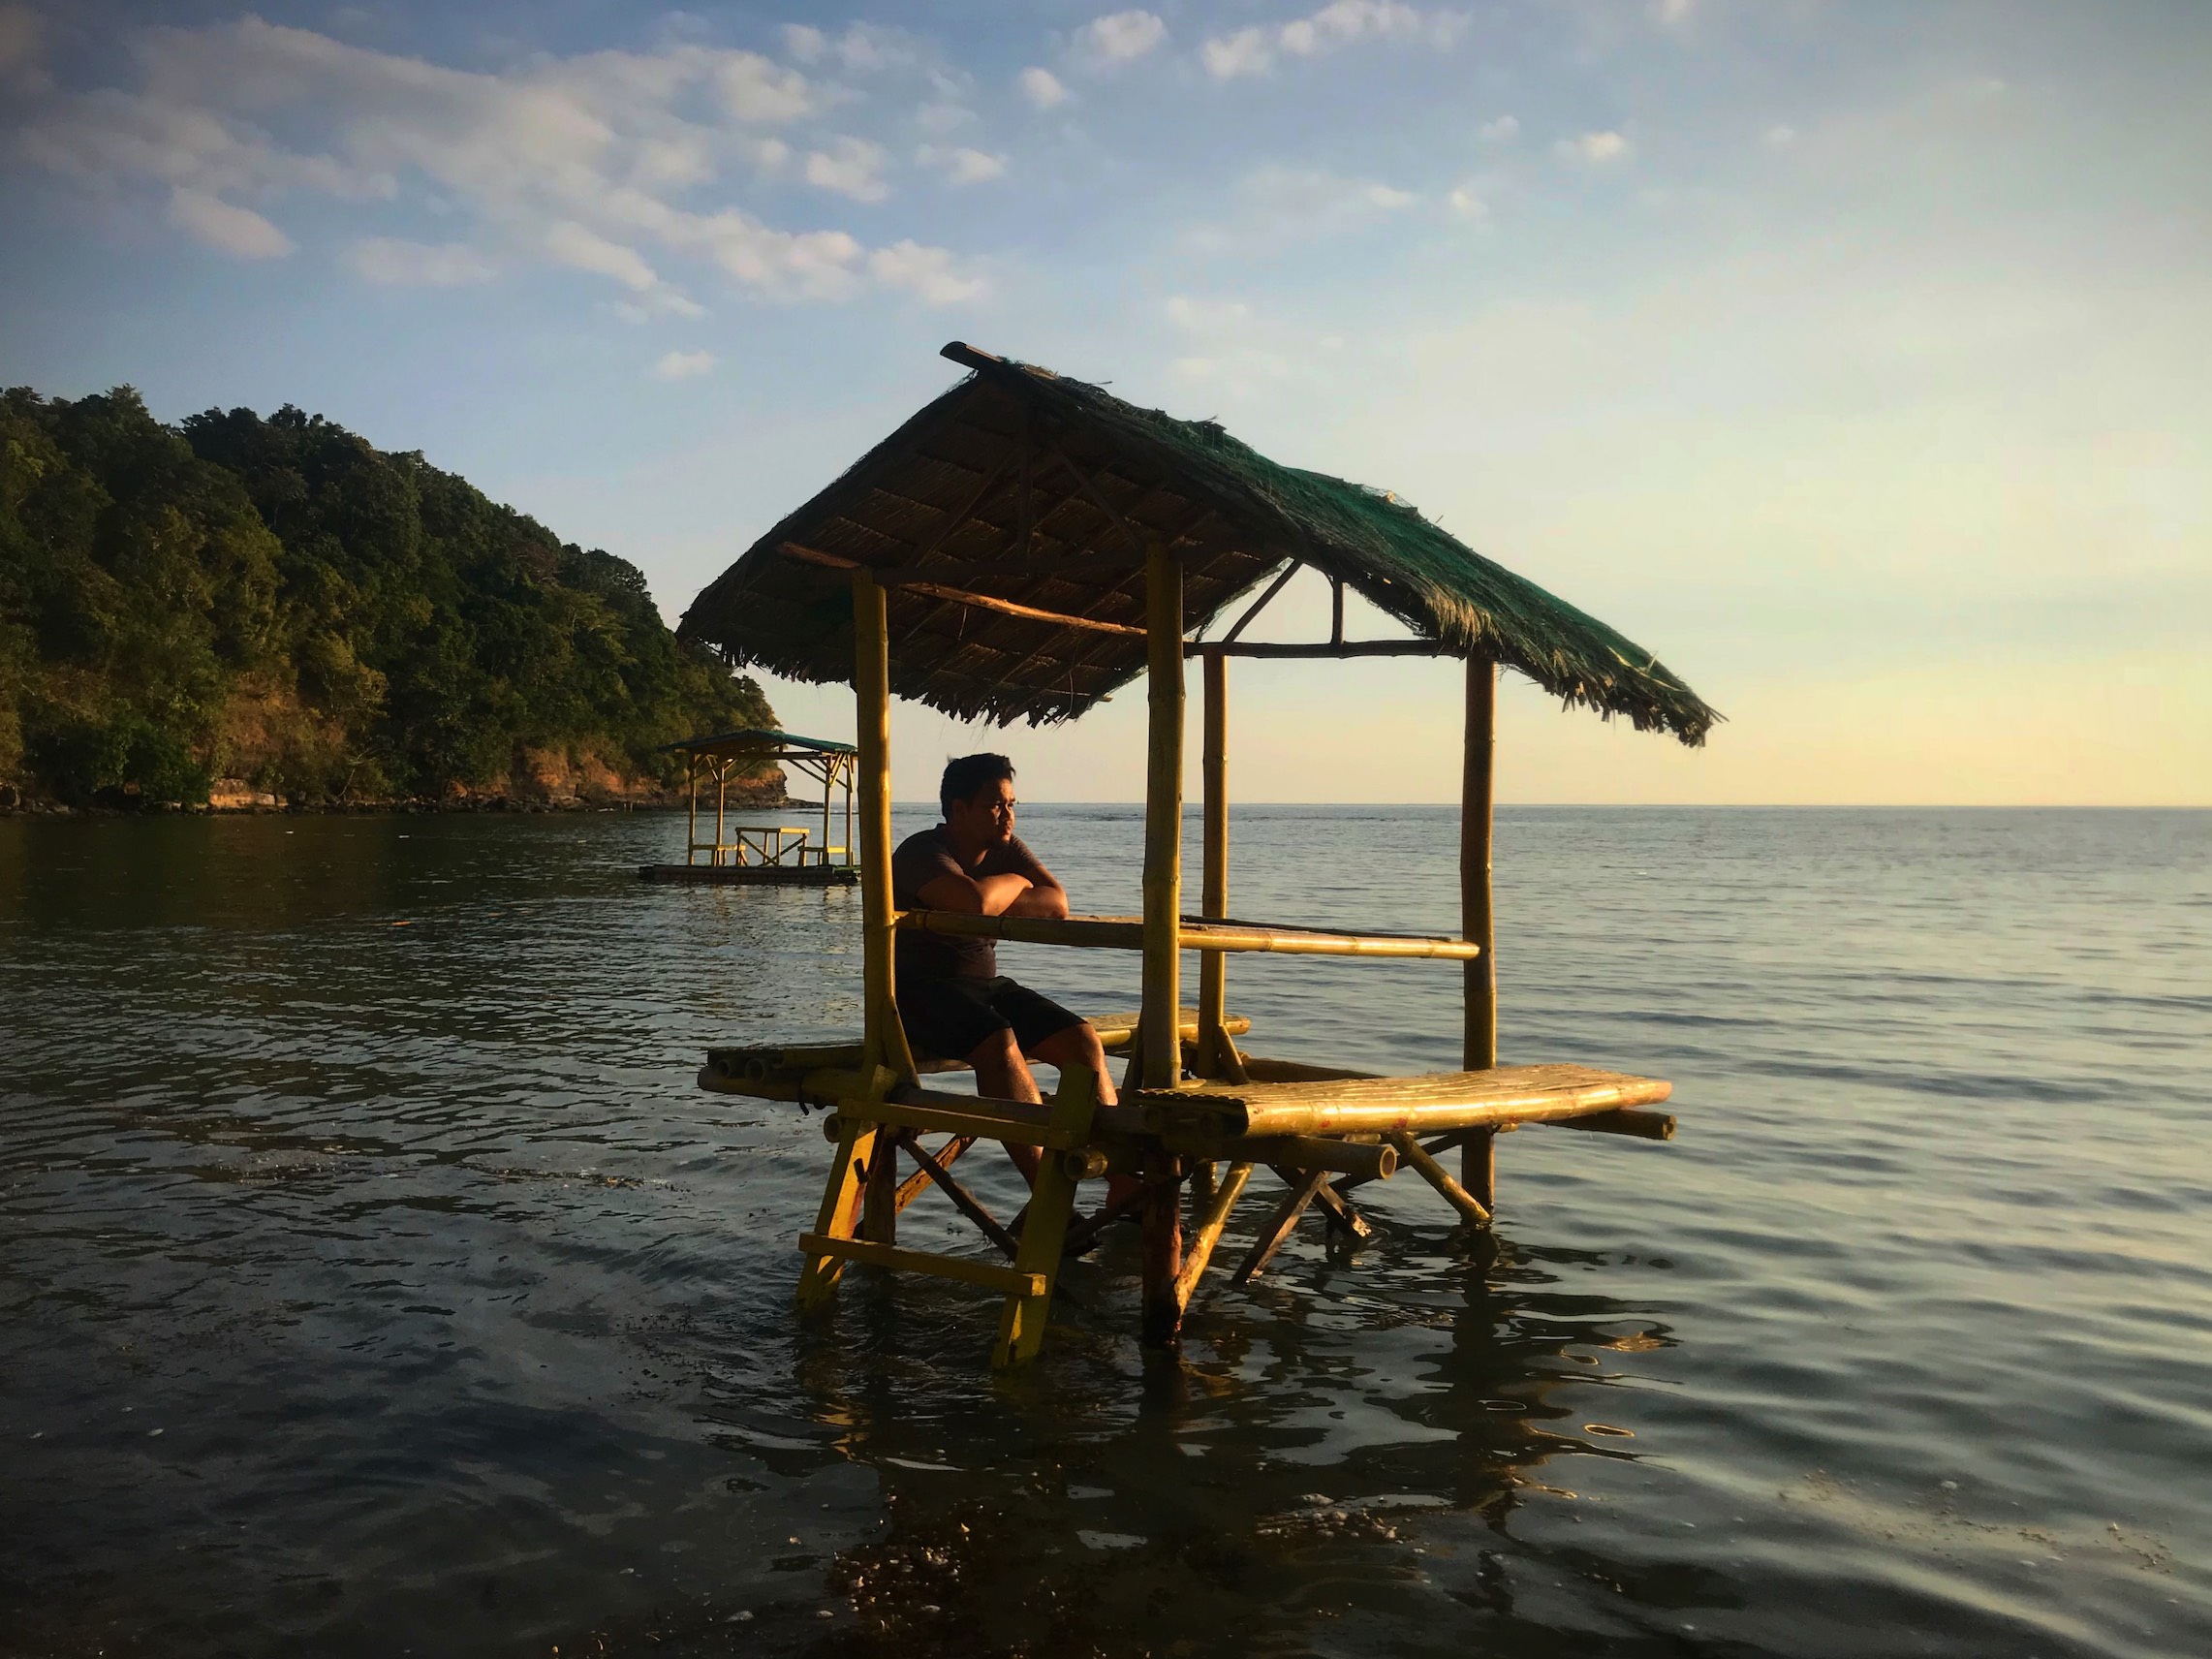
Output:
[681, 343, 1718, 744]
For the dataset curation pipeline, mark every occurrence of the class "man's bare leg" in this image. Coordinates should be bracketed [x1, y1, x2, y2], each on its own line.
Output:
[1030, 1023, 1119, 1107]
[969, 1028, 1043, 1184]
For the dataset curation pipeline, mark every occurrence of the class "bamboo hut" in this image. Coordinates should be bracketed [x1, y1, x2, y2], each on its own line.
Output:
[639, 727, 858, 886]
[683, 342, 1718, 1365]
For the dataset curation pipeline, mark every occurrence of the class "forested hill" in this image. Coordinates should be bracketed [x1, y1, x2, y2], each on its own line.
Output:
[0, 388, 775, 808]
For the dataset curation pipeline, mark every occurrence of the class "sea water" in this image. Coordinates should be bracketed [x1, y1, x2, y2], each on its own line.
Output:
[1, 806, 2206, 1657]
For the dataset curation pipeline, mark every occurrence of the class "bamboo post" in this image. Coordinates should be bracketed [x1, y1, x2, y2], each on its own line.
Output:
[1198, 649, 1242, 1081]
[1139, 541, 1184, 1089]
[1140, 1154, 1185, 1347]
[1463, 657, 1498, 1202]
[992, 1066, 1099, 1366]
[821, 756, 833, 867]
[853, 571, 915, 1080]
[684, 753, 698, 864]
[796, 1115, 875, 1306]
[712, 758, 727, 867]
[843, 756, 855, 867]
[862, 1133, 898, 1244]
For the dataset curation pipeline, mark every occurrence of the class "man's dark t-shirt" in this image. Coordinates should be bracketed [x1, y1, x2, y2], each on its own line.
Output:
[891, 826, 1041, 983]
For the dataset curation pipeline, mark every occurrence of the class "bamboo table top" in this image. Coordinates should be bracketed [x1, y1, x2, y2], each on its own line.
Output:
[1132, 1063, 1672, 1140]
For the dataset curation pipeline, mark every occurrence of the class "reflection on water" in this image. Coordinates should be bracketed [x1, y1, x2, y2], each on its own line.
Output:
[2, 808, 2209, 1658]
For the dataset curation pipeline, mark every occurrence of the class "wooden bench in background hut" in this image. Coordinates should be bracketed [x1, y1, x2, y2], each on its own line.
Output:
[681, 342, 1719, 1365]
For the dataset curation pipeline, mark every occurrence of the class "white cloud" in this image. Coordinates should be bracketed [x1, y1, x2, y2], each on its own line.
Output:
[1202, 2, 1460, 79]
[784, 21, 929, 78]
[804, 137, 889, 202]
[1448, 185, 1487, 218]
[15, 17, 965, 303]
[916, 100, 975, 134]
[918, 145, 1007, 185]
[1166, 294, 1253, 330]
[1764, 124, 1798, 148]
[1479, 114, 1519, 143]
[870, 240, 986, 304]
[1200, 31, 1272, 80]
[545, 220, 660, 290]
[1017, 66, 1069, 109]
[653, 349, 716, 380]
[1557, 130, 1632, 164]
[166, 187, 293, 257]
[1076, 11, 1168, 67]
[346, 236, 497, 285]
[715, 51, 813, 122]
[1651, 0, 1698, 25]
[1187, 166, 1421, 253]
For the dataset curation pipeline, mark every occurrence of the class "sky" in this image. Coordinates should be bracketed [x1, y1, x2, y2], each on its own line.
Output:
[1, 0, 2205, 804]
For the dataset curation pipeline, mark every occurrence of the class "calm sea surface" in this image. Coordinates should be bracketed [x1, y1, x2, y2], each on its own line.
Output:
[2, 806, 2207, 1659]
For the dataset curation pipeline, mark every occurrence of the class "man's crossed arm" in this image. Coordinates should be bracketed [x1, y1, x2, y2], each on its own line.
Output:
[914, 848, 1069, 920]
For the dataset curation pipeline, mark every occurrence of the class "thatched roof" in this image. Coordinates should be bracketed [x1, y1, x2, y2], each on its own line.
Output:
[681, 343, 1718, 744]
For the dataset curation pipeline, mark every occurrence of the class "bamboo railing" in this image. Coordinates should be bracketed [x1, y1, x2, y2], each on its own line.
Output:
[893, 910, 1483, 960]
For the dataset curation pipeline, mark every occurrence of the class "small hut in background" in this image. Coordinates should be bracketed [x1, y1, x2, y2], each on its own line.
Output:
[639, 728, 858, 886]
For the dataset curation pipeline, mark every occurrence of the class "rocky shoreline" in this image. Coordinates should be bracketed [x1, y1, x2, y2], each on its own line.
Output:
[0, 777, 793, 817]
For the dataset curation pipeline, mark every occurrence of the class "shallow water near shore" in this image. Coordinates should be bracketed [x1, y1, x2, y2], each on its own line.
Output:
[2, 805, 2208, 1658]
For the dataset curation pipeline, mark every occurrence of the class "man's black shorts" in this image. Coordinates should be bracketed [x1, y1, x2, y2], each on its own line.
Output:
[897, 975, 1084, 1063]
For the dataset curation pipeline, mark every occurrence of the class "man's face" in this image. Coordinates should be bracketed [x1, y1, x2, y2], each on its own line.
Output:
[949, 777, 1016, 846]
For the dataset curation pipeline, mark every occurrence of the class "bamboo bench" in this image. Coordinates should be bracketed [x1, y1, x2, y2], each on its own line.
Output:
[703, 1005, 1675, 1362]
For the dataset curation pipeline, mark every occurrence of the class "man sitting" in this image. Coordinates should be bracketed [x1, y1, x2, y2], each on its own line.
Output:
[892, 754, 1121, 1174]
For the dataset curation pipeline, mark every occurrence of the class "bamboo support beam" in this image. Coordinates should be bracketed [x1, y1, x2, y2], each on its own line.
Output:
[1231, 1170, 1327, 1283]
[1170, 1160, 1254, 1307]
[894, 1135, 974, 1210]
[1387, 1131, 1492, 1227]
[898, 1132, 1019, 1258]
[1220, 560, 1299, 644]
[786, 543, 1145, 637]
[1186, 641, 1450, 659]
[1139, 541, 1183, 1089]
[1167, 1135, 1396, 1180]
[799, 1234, 1046, 1299]
[1552, 1107, 1677, 1141]
[1306, 1175, 1374, 1240]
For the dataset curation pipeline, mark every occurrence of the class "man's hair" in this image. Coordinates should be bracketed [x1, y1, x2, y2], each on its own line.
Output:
[940, 753, 1014, 816]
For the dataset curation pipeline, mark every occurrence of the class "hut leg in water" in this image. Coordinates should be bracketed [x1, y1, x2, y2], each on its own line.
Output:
[862, 1133, 899, 1244]
[992, 1067, 1101, 1367]
[797, 1118, 877, 1307]
[1139, 1156, 1186, 1348]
